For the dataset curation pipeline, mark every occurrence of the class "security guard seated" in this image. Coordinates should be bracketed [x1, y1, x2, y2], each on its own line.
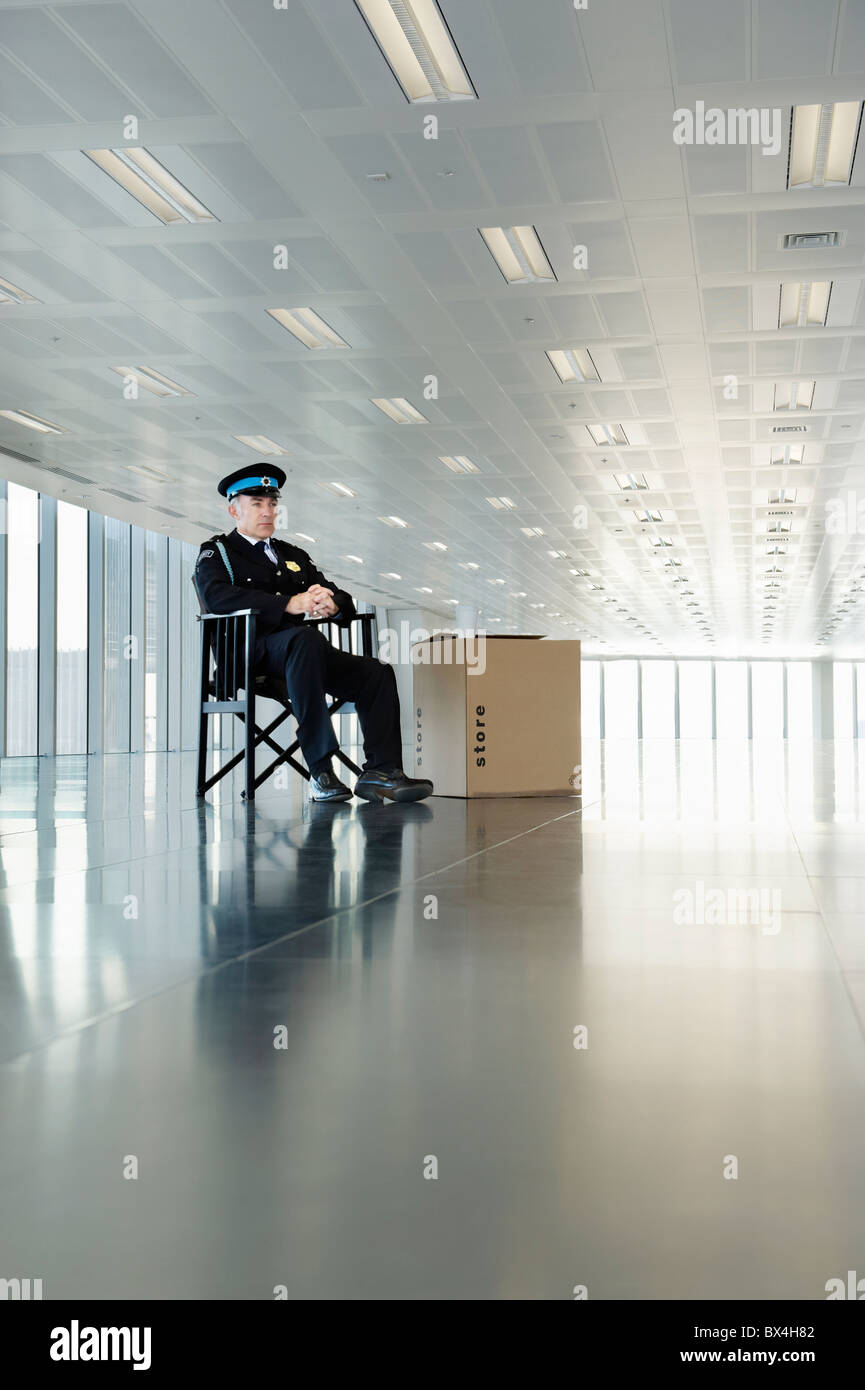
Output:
[195, 464, 433, 804]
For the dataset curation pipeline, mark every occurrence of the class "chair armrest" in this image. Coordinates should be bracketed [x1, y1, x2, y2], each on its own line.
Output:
[196, 609, 260, 621]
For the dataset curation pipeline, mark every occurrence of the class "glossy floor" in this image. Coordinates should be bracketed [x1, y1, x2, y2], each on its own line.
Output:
[1, 740, 864, 1300]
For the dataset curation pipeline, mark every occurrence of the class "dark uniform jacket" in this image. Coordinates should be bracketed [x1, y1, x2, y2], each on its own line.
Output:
[194, 530, 357, 686]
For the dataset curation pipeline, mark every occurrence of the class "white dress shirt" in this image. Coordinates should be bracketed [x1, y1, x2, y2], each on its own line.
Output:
[237, 529, 277, 565]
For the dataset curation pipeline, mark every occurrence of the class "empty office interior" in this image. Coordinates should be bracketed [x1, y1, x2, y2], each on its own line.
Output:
[2, 0, 865, 1307]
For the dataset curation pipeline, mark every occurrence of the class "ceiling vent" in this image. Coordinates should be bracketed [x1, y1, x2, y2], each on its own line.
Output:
[47, 465, 95, 485]
[151, 505, 185, 518]
[100, 486, 141, 504]
[0, 446, 39, 464]
[767, 508, 796, 516]
[782, 231, 841, 249]
[771, 424, 808, 433]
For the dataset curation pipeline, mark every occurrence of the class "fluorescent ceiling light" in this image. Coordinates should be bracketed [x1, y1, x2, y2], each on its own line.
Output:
[485, 495, 515, 509]
[381, 571, 402, 579]
[778, 281, 831, 327]
[125, 463, 175, 481]
[0, 273, 38, 305]
[570, 568, 591, 576]
[84, 148, 216, 223]
[295, 532, 317, 544]
[788, 102, 862, 188]
[773, 380, 814, 411]
[769, 488, 798, 504]
[379, 515, 409, 527]
[587, 422, 628, 446]
[546, 348, 600, 384]
[417, 586, 433, 594]
[770, 444, 804, 465]
[344, 554, 364, 563]
[318, 481, 358, 498]
[520, 526, 545, 537]
[614, 472, 649, 491]
[650, 536, 675, 547]
[767, 520, 792, 533]
[354, 0, 476, 103]
[371, 396, 428, 423]
[265, 308, 349, 349]
[0, 408, 64, 433]
[424, 540, 448, 551]
[439, 454, 478, 473]
[234, 434, 290, 455]
[111, 365, 192, 398]
[480, 226, 555, 283]
[459, 562, 481, 571]
[633, 508, 663, 522]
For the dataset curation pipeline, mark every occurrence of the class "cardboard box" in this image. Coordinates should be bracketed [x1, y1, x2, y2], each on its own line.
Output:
[412, 635, 580, 797]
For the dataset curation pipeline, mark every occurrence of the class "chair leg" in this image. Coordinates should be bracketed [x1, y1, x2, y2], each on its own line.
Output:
[243, 687, 256, 801]
[197, 623, 210, 796]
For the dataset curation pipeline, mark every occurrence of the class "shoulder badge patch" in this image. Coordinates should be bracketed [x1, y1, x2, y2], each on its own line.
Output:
[199, 549, 214, 559]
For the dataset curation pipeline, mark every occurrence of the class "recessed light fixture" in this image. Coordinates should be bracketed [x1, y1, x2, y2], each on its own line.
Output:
[265, 308, 350, 349]
[633, 508, 664, 523]
[459, 561, 480, 570]
[570, 567, 591, 577]
[587, 423, 628, 446]
[485, 496, 515, 509]
[111, 366, 192, 397]
[0, 273, 39, 305]
[318, 480, 358, 498]
[234, 434, 289, 455]
[0, 408, 64, 433]
[788, 102, 863, 188]
[546, 348, 601, 384]
[650, 536, 675, 548]
[768, 488, 798, 504]
[614, 472, 649, 491]
[480, 226, 555, 283]
[381, 571, 402, 579]
[344, 554, 364, 564]
[125, 463, 175, 481]
[84, 148, 216, 223]
[371, 397, 428, 423]
[778, 281, 832, 327]
[773, 380, 815, 411]
[520, 526, 545, 537]
[295, 532, 317, 544]
[417, 586, 433, 594]
[354, 0, 476, 103]
[770, 444, 804, 465]
[439, 454, 479, 474]
[379, 515, 409, 527]
[424, 540, 448, 551]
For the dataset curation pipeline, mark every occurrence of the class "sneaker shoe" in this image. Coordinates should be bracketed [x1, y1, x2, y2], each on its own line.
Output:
[309, 769, 353, 802]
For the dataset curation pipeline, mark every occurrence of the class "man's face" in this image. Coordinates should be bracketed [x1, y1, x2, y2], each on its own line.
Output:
[230, 493, 279, 538]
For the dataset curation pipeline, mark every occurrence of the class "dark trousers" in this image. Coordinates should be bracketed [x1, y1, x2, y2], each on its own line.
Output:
[255, 625, 402, 773]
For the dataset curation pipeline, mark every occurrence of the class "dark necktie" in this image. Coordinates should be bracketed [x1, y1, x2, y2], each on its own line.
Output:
[254, 540, 276, 565]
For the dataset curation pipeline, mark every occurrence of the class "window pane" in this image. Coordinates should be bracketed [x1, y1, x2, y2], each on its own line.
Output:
[603, 660, 637, 737]
[581, 659, 600, 741]
[641, 660, 675, 738]
[786, 663, 812, 740]
[857, 665, 865, 738]
[751, 662, 784, 740]
[104, 517, 131, 753]
[5, 482, 39, 755]
[145, 530, 166, 752]
[715, 662, 748, 740]
[56, 501, 88, 754]
[834, 662, 854, 739]
[678, 661, 711, 738]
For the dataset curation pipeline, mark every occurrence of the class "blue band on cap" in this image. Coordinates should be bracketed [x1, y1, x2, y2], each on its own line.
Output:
[227, 476, 278, 498]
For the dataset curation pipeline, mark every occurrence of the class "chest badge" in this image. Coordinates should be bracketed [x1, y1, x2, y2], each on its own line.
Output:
[286, 560, 301, 572]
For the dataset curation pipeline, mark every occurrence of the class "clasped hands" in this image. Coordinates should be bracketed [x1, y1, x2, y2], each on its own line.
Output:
[286, 583, 338, 619]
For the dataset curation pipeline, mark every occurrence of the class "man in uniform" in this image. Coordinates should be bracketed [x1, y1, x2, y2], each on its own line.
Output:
[195, 464, 433, 804]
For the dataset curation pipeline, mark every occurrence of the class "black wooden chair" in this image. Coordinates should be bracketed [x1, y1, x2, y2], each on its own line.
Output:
[192, 573, 376, 801]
